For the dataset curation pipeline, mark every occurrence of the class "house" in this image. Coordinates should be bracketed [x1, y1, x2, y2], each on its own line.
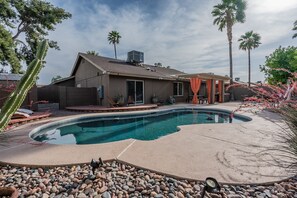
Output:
[53, 51, 191, 106]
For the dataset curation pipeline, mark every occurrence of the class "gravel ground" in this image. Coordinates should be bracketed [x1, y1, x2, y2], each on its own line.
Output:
[0, 160, 296, 198]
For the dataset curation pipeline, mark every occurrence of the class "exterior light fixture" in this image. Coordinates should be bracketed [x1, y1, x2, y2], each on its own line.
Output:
[201, 177, 221, 198]
[90, 157, 103, 174]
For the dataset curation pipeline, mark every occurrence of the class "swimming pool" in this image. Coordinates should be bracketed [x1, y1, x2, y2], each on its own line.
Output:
[30, 108, 251, 145]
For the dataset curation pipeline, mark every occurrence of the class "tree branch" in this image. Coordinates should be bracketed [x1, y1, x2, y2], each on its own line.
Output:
[12, 21, 28, 40]
[14, 39, 26, 47]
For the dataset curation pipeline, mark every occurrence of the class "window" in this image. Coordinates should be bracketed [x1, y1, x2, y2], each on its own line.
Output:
[173, 82, 183, 96]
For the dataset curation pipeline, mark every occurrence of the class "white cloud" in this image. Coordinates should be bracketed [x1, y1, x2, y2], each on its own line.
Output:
[249, 0, 297, 14]
[39, 0, 297, 84]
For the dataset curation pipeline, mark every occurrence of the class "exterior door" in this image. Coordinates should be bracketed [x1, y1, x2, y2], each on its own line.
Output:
[127, 80, 144, 105]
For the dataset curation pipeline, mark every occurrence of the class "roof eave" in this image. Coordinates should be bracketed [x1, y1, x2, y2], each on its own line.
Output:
[109, 72, 183, 81]
[178, 73, 230, 81]
[70, 54, 82, 76]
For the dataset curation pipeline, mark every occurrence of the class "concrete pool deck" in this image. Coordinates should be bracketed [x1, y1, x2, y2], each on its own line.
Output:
[0, 102, 295, 184]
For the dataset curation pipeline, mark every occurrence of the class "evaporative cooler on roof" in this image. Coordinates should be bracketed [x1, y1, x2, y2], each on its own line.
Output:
[127, 50, 144, 63]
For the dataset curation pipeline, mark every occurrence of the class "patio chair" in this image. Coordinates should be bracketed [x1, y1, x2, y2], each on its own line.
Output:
[9, 112, 52, 125]
[107, 96, 119, 107]
[198, 95, 208, 104]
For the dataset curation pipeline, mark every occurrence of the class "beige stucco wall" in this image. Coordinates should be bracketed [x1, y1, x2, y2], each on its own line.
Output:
[75, 59, 103, 87]
[109, 75, 189, 105]
[74, 59, 109, 106]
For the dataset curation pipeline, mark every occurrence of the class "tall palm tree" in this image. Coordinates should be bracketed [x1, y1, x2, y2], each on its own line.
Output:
[293, 20, 297, 39]
[238, 31, 261, 87]
[108, 31, 121, 59]
[212, 0, 247, 85]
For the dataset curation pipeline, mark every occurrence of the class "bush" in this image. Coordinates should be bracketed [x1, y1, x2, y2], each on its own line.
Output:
[229, 69, 297, 170]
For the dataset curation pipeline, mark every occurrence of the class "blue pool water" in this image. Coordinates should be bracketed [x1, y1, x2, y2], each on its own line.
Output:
[30, 109, 250, 145]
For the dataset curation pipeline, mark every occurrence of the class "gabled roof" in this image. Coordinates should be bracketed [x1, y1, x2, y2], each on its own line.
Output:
[70, 53, 185, 80]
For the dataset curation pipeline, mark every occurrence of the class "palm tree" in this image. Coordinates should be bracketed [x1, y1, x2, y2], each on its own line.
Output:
[293, 20, 297, 39]
[86, 51, 99, 56]
[212, 0, 247, 85]
[238, 31, 261, 87]
[108, 31, 121, 59]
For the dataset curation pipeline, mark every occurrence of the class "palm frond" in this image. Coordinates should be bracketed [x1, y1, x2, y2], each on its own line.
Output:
[293, 20, 297, 39]
[212, 0, 247, 31]
[107, 30, 121, 44]
[238, 30, 261, 50]
[219, 20, 226, 31]
[212, 5, 225, 23]
[236, 10, 246, 23]
[235, 0, 246, 23]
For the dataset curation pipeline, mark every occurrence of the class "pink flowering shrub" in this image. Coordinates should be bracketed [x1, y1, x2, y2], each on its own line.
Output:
[228, 69, 297, 112]
[229, 69, 297, 167]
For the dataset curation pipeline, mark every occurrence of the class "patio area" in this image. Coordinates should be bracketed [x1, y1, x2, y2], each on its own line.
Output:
[0, 102, 294, 184]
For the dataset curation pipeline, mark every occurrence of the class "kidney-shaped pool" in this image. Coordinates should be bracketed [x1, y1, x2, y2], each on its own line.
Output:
[30, 108, 251, 145]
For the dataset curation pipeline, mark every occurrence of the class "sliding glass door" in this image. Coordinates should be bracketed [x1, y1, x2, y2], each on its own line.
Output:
[127, 80, 144, 105]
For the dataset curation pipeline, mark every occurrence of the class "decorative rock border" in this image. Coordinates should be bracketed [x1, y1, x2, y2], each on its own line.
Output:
[0, 160, 296, 198]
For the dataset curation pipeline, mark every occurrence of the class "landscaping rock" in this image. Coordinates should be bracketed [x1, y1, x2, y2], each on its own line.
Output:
[102, 191, 111, 198]
[0, 161, 296, 197]
[77, 193, 87, 198]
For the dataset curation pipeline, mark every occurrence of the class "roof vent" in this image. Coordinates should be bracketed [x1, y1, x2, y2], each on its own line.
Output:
[127, 50, 144, 63]
[146, 67, 156, 72]
[154, 63, 162, 67]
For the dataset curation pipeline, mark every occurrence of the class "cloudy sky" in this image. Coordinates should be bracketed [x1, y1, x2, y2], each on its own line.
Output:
[39, 0, 297, 84]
